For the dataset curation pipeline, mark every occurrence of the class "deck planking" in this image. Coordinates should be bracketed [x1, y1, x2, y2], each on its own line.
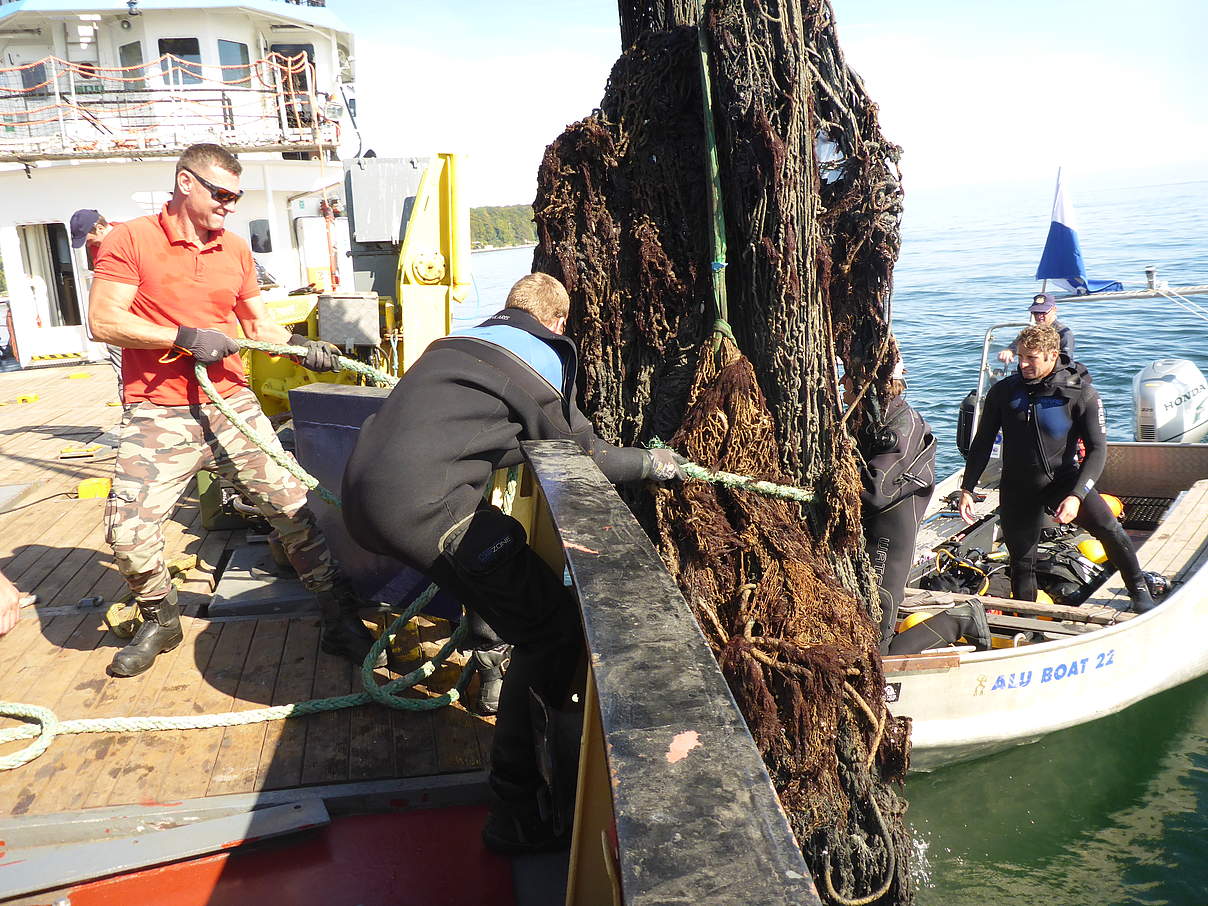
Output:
[1083, 479, 1208, 608]
[0, 365, 489, 820]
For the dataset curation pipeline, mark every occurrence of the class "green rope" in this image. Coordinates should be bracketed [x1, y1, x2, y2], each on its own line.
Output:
[0, 341, 461, 773]
[648, 438, 814, 503]
[0, 344, 816, 771]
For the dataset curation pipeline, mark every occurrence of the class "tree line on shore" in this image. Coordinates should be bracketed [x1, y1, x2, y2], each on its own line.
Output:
[470, 205, 536, 249]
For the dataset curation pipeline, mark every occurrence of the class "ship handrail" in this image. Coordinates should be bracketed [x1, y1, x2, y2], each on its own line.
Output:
[521, 439, 820, 905]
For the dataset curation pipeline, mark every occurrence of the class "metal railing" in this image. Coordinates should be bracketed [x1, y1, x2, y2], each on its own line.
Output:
[0, 52, 338, 160]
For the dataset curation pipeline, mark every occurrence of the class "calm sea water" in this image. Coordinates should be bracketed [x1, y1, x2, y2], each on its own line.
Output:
[468, 177, 1208, 905]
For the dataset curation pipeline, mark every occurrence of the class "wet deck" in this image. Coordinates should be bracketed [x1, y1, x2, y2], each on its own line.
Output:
[0, 364, 490, 819]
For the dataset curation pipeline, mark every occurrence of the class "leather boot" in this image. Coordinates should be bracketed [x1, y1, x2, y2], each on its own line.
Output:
[470, 644, 511, 715]
[316, 583, 386, 668]
[109, 587, 184, 677]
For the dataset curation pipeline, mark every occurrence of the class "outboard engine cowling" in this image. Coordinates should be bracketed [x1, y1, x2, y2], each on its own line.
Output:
[1133, 358, 1208, 443]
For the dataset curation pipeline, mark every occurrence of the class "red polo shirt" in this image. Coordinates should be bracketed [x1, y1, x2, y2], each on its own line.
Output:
[93, 206, 258, 405]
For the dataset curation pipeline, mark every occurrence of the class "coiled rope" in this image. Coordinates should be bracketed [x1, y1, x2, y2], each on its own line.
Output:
[0, 343, 465, 771]
[0, 341, 815, 770]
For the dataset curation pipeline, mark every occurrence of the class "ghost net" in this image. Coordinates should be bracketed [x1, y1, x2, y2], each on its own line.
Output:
[533, 1, 913, 902]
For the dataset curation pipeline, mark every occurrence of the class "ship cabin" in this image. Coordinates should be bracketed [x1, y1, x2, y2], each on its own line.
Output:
[0, 0, 358, 368]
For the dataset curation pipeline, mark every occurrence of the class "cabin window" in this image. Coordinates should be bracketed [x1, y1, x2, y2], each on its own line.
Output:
[218, 40, 250, 85]
[19, 62, 48, 97]
[119, 41, 145, 89]
[249, 219, 272, 253]
[158, 37, 202, 86]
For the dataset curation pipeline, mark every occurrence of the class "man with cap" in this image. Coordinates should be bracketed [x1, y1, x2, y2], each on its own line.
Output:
[71, 209, 123, 397]
[70, 208, 113, 258]
[997, 293, 1074, 364]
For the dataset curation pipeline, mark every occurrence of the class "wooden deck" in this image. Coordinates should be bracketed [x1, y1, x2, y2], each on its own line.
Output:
[0, 364, 490, 819]
[1082, 478, 1208, 608]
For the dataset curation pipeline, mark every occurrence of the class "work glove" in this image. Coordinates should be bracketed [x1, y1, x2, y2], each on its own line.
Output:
[173, 326, 240, 364]
[288, 333, 343, 373]
[645, 448, 687, 482]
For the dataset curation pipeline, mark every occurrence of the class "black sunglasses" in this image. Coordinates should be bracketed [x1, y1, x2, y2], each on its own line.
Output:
[182, 167, 243, 206]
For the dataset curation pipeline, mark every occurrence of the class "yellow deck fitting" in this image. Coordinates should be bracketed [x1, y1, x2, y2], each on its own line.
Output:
[66, 371, 93, 379]
[76, 477, 112, 499]
[15, 394, 38, 404]
[60, 443, 104, 460]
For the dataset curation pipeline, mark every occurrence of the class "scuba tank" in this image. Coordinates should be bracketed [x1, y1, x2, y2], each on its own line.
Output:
[956, 389, 977, 458]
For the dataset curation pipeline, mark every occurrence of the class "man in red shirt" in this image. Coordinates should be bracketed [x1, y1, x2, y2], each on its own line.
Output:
[88, 143, 379, 677]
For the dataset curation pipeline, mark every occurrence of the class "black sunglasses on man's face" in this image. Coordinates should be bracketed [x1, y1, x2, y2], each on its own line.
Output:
[181, 167, 243, 206]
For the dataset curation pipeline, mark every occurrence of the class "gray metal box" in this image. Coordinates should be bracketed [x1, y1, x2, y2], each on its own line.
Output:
[343, 156, 429, 244]
[317, 292, 381, 347]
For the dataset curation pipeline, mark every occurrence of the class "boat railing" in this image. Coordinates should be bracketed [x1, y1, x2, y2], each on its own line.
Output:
[970, 320, 1031, 438]
[0, 53, 339, 161]
[520, 439, 820, 905]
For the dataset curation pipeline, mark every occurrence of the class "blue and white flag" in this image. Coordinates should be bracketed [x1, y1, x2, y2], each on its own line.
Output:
[1034, 169, 1123, 294]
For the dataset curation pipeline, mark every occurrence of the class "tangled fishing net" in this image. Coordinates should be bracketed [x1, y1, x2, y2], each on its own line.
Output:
[534, 1, 912, 902]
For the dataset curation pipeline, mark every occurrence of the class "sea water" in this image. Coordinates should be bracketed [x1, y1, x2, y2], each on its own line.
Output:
[467, 177, 1208, 905]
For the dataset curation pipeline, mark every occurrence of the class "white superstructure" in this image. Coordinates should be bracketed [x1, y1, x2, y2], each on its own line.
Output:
[0, 0, 359, 366]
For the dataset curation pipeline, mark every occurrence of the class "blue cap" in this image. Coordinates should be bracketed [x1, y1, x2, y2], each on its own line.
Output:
[1029, 292, 1056, 313]
[69, 209, 100, 248]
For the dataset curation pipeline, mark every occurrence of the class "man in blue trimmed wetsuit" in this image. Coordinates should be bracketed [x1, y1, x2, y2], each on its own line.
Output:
[341, 273, 684, 854]
[960, 324, 1155, 613]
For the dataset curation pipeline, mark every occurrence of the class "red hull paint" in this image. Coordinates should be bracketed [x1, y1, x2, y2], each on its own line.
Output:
[58, 806, 513, 906]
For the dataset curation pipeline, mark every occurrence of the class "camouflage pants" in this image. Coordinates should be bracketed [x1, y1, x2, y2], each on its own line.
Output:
[105, 388, 337, 601]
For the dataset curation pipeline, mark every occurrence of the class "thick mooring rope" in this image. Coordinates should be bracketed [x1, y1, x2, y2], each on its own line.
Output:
[0, 345, 460, 772]
[0, 342, 814, 771]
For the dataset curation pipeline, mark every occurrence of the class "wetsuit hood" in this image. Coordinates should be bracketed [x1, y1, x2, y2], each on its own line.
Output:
[1028, 353, 1090, 393]
[468, 307, 580, 424]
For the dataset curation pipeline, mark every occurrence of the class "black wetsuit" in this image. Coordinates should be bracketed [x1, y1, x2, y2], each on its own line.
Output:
[962, 356, 1148, 603]
[342, 308, 650, 805]
[858, 395, 936, 652]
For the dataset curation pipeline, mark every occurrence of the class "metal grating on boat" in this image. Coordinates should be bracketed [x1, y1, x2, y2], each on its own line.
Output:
[1119, 495, 1174, 531]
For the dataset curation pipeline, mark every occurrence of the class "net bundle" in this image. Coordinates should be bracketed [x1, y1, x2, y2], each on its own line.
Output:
[534, 1, 912, 902]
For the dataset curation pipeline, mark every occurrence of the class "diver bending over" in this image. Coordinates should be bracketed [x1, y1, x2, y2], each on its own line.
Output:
[959, 324, 1155, 613]
[341, 273, 683, 854]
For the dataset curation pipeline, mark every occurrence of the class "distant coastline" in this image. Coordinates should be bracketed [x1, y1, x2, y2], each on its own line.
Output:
[472, 243, 537, 253]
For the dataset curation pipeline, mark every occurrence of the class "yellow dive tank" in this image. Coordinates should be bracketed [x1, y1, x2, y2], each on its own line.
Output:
[1100, 493, 1125, 519]
[1076, 538, 1109, 564]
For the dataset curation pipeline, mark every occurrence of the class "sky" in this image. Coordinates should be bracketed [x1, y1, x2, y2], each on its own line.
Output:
[337, 1, 1208, 207]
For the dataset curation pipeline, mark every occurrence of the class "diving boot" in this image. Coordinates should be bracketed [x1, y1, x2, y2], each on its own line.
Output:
[316, 584, 387, 668]
[481, 790, 570, 855]
[470, 643, 511, 716]
[108, 587, 184, 677]
[946, 600, 992, 650]
[1126, 579, 1157, 614]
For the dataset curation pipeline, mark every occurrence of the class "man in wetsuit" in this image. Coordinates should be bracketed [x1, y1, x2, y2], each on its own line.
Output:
[997, 293, 1074, 364]
[961, 324, 1155, 612]
[847, 362, 937, 651]
[341, 272, 684, 854]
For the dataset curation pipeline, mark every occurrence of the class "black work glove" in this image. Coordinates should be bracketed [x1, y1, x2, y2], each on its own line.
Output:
[645, 448, 687, 482]
[173, 326, 240, 364]
[288, 333, 342, 373]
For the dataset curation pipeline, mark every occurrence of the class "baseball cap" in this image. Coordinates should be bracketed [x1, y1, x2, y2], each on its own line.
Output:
[1028, 292, 1056, 313]
[69, 209, 100, 248]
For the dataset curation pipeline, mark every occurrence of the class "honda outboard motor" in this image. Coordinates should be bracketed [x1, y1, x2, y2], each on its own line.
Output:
[1133, 358, 1208, 443]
